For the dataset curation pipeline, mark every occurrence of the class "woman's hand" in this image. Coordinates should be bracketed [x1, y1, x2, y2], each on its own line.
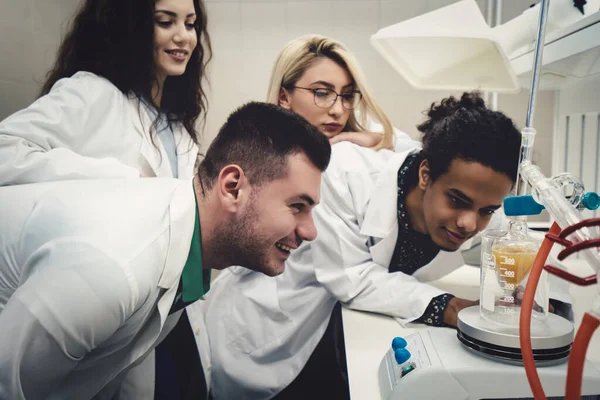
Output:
[329, 131, 384, 148]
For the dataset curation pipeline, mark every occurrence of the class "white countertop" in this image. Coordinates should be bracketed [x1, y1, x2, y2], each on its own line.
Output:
[342, 262, 600, 400]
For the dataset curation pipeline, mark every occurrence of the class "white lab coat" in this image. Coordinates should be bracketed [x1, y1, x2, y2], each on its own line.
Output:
[0, 71, 198, 184]
[191, 142, 503, 399]
[0, 178, 196, 400]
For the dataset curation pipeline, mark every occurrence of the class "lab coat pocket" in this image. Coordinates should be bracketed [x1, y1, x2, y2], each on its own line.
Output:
[223, 273, 293, 355]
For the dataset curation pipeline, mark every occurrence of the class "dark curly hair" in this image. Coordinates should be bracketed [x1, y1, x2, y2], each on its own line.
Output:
[40, 0, 211, 145]
[417, 92, 521, 183]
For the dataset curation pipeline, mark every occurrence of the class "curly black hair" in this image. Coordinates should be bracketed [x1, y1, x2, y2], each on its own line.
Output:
[40, 0, 211, 145]
[417, 92, 521, 183]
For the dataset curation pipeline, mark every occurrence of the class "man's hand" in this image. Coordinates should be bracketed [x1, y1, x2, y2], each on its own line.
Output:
[328, 131, 384, 148]
[443, 297, 479, 327]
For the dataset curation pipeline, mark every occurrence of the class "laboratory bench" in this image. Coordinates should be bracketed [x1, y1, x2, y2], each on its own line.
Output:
[342, 261, 600, 399]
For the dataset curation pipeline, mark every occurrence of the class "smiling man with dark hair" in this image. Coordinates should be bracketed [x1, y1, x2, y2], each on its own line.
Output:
[0, 101, 330, 400]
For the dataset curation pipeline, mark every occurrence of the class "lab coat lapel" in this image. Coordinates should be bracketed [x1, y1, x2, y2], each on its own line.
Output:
[156, 180, 197, 326]
[360, 149, 419, 268]
[370, 224, 399, 268]
[129, 96, 174, 178]
[120, 181, 196, 369]
[174, 125, 198, 179]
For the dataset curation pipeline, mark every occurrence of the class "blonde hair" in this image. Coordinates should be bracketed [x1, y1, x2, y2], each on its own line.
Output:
[266, 34, 394, 150]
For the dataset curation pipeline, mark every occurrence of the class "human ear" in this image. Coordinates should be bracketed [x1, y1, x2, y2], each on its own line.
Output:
[418, 160, 431, 191]
[217, 165, 248, 212]
[278, 87, 292, 110]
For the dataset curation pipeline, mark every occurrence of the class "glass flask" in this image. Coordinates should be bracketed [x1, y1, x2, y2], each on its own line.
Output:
[479, 225, 549, 326]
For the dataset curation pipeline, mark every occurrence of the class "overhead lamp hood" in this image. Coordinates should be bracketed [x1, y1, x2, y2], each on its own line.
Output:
[371, 0, 600, 92]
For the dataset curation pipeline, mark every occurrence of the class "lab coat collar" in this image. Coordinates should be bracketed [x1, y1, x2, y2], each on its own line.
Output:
[156, 179, 196, 326]
[360, 148, 420, 239]
[174, 126, 197, 180]
[130, 96, 197, 178]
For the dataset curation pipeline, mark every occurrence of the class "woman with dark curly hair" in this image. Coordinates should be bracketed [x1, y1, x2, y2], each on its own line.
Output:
[0, 0, 210, 185]
[199, 91, 523, 399]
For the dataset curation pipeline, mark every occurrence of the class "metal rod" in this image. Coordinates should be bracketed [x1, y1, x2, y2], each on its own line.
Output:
[565, 115, 570, 173]
[526, 0, 551, 128]
[515, 0, 551, 198]
[486, 0, 494, 26]
[594, 114, 600, 217]
[494, 0, 502, 27]
[596, 114, 600, 193]
[580, 114, 586, 180]
[485, 0, 502, 111]
[490, 0, 502, 111]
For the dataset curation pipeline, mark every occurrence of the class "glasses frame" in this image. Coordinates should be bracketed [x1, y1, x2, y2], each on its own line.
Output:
[290, 86, 363, 110]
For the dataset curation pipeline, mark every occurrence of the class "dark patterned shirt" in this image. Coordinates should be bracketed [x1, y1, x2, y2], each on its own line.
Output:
[388, 153, 454, 327]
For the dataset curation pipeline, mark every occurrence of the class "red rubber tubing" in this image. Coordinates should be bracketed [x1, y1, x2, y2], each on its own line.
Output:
[521, 222, 561, 399]
[565, 313, 600, 400]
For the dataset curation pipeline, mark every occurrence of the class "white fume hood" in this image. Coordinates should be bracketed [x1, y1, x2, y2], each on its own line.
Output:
[510, 10, 600, 89]
[371, 0, 600, 92]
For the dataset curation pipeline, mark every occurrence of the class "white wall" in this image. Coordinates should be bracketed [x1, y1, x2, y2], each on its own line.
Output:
[202, 0, 481, 150]
[554, 74, 600, 220]
[0, 0, 80, 120]
[202, 0, 556, 180]
[0, 0, 556, 184]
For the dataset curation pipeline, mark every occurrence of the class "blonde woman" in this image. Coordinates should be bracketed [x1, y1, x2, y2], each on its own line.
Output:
[267, 34, 415, 151]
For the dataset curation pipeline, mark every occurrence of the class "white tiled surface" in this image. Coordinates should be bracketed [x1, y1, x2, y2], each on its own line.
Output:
[0, 80, 39, 118]
[206, 2, 242, 50]
[199, 0, 554, 154]
[380, 1, 428, 28]
[240, 2, 288, 50]
[0, 0, 557, 186]
[0, 0, 80, 120]
[285, 2, 336, 40]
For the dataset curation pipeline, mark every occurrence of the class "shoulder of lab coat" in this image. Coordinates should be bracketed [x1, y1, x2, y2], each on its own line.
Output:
[0, 71, 197, 185]
[393, 129, 422, 153]
[312, 142, 462, 324]
[364, 115, 421, 153]
[0, 178, 195, 398]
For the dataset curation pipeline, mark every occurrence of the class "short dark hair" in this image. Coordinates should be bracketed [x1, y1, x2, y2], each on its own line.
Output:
[417, 92, 521, 183]
[198, 102, 331, 190]
[40, 0, 211, 145]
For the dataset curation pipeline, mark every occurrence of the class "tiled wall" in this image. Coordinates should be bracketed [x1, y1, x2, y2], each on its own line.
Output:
[0, 0, 79, 119]
[201, 0, 555, 180]
[0, 0, 555, 185]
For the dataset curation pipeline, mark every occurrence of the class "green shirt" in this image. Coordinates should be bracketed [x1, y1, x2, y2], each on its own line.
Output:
[169, 184, 210, 314]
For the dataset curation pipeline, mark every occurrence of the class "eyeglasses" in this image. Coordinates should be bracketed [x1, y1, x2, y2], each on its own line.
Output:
[290, 86, 362, 110]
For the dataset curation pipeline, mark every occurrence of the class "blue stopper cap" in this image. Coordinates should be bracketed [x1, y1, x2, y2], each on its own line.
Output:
[503, 195, 545, 216]
[582, 192, 600, 211]
[391, 336, 407, 350]
[394, 348, 411, 364]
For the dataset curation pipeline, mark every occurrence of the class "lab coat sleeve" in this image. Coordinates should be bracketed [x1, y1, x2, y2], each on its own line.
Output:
[0, 241, 136, 399]
[0, 74, 139, 185]
[312, 169, 445, 322]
